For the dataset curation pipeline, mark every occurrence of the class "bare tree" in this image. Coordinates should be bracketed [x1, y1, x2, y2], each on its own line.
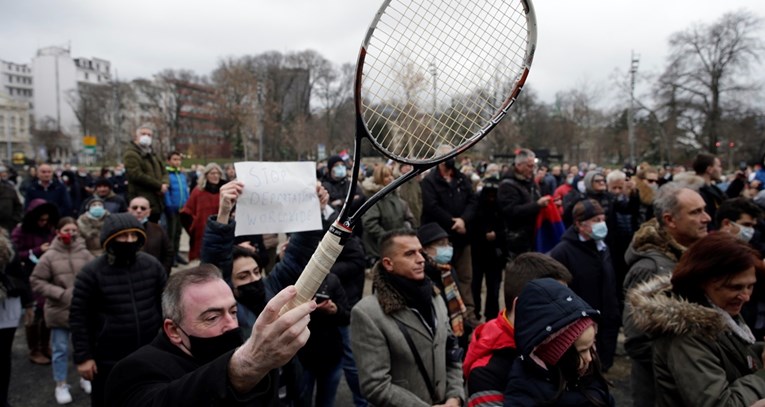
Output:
[662, 10, 763, 154]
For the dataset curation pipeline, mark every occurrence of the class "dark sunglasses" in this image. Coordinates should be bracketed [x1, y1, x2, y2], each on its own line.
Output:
[130, 205, 148, 210]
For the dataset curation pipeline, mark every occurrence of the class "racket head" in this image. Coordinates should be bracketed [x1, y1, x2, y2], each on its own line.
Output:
[354, 0, 537, 165]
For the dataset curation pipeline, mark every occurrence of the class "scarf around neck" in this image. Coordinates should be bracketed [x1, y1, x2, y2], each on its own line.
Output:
[381, 269, 435, 331]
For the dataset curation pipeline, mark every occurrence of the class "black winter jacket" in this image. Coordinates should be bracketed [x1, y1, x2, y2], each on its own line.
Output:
[496, 170, 541, 254]
[505, 278, 613, 406]
[547, 227, 620, 324]
[421, 169, 477, 248]
[106, 332, 278, 406]
[70, 252, 167, 365]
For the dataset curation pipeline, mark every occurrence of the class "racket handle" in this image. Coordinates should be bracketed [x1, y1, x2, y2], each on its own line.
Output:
[279, 223, 349, 315]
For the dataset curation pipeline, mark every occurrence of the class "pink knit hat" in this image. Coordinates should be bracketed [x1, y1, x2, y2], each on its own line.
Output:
[534, 317, 594, 366]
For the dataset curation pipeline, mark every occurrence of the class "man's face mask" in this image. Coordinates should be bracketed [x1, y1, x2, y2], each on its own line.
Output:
[332, 165, 347, 179]
[178, 326, 243, 365]
[735, 223, 755, 243]
[434, 245, 453, 264]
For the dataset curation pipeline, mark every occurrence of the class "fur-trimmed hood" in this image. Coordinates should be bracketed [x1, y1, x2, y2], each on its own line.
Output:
[371, 262, 438, 315]
[626, 218, 686, 265]
[627, 274, 726, 340]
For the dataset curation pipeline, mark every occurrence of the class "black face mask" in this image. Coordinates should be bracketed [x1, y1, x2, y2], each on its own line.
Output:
[444, 158, 457, 170]
[235, 280, 267, 316]
[107, 241, 142, 265]
[180, 326, 244, 365]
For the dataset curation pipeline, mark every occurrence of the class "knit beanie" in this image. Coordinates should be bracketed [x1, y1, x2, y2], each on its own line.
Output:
[327, 155, 345, 171]
[100, 213, 147, 250]
[572, 199, 604, 222]
[533, 317, 594, 366]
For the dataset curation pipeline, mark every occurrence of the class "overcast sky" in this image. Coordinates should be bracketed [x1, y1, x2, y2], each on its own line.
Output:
[2, 0, 765, 105]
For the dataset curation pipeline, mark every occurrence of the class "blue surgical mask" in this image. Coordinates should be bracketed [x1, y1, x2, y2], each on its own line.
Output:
[736, 223, 755, 243]
[434, 245, 453, 264]
[590, 221, 608, 240]
[332, 165, 347, 179]
[89, 206, 105, 218]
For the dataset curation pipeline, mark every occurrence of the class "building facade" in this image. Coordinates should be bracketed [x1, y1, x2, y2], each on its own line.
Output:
[0, 92, 33, 161]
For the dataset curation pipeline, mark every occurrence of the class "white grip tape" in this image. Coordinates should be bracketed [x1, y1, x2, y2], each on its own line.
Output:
[279, 231, 344, 315]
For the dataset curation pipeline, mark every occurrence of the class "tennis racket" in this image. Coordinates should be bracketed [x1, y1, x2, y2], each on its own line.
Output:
[281, 0, 537, 314]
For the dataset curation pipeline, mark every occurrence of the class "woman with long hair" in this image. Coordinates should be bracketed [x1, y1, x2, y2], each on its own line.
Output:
[629, 232, 765, 406]
[180, 163, 222, 260]
[30, 217, 95, 404]
[505, 278, 613, 406]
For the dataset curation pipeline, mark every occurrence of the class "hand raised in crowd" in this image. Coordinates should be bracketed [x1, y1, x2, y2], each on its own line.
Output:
[217, 180, 244, 224]
[316, 183, 329, 211]
[451, 217, 466, 234]
[77, 359, 98, 381]
[228, 286, 315, 394]
[160, 183, 169, 194]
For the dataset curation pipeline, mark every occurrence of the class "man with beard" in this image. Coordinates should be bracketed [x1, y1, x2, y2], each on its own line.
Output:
[70, 213, 168, 406]
[350, 230, 464, 406]
[105, 265, 315, 406]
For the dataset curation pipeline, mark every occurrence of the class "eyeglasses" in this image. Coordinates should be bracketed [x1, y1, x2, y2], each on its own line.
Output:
[130, 206, 148, 210]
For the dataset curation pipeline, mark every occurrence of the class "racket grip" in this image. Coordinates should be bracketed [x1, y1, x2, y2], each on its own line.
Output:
[279, 224, 348, 315]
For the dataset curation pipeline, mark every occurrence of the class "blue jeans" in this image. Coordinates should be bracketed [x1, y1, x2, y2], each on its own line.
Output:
[300, 361, 342, 407]
[51, 328, 70, 382]
[339, 326, 368, 407]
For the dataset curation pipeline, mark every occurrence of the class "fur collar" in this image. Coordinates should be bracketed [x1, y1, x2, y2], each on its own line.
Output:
[372, 263, 438, 315]
[630, 218, 686, 262]
[627, 274, 726, 339]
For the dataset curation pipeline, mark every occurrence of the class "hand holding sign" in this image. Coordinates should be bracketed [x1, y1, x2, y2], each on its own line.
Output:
[233, 162, 323, 236]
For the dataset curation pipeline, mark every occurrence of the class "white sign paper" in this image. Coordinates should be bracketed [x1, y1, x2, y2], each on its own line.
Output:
[233, 161, 322, 236]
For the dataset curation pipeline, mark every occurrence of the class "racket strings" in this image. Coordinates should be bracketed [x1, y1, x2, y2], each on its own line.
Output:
[360, 0, 531, 161]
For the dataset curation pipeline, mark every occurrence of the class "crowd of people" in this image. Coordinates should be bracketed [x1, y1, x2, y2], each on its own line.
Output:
[1, 123, 765, 406]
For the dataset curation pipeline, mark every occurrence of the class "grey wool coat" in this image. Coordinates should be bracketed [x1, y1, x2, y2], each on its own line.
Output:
[350, 264, 464, 407]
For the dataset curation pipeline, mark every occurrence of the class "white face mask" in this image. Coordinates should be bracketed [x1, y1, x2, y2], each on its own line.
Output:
[139, 135, 152, 146]
[736, 223, 755, 243]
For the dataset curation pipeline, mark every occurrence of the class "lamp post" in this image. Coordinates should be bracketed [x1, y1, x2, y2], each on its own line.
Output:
[628, 51, 639, 166]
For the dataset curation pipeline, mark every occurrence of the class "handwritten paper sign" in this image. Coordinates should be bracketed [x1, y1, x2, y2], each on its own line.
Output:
[233, 161, 322, 236]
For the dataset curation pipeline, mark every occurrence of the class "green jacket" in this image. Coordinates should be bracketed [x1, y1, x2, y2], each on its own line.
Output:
[123, 142, 168, 215]
[629, 274, 765, 407]
[360, 178, 414, 258]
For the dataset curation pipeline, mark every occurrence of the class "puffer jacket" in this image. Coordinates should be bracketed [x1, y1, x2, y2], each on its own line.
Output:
[70, 214, 167, 365]
[628, 275, 765, 407]
[463, 310, 517, 407]
[505, 278, 612, 406]
[29, 237, 94, 328]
